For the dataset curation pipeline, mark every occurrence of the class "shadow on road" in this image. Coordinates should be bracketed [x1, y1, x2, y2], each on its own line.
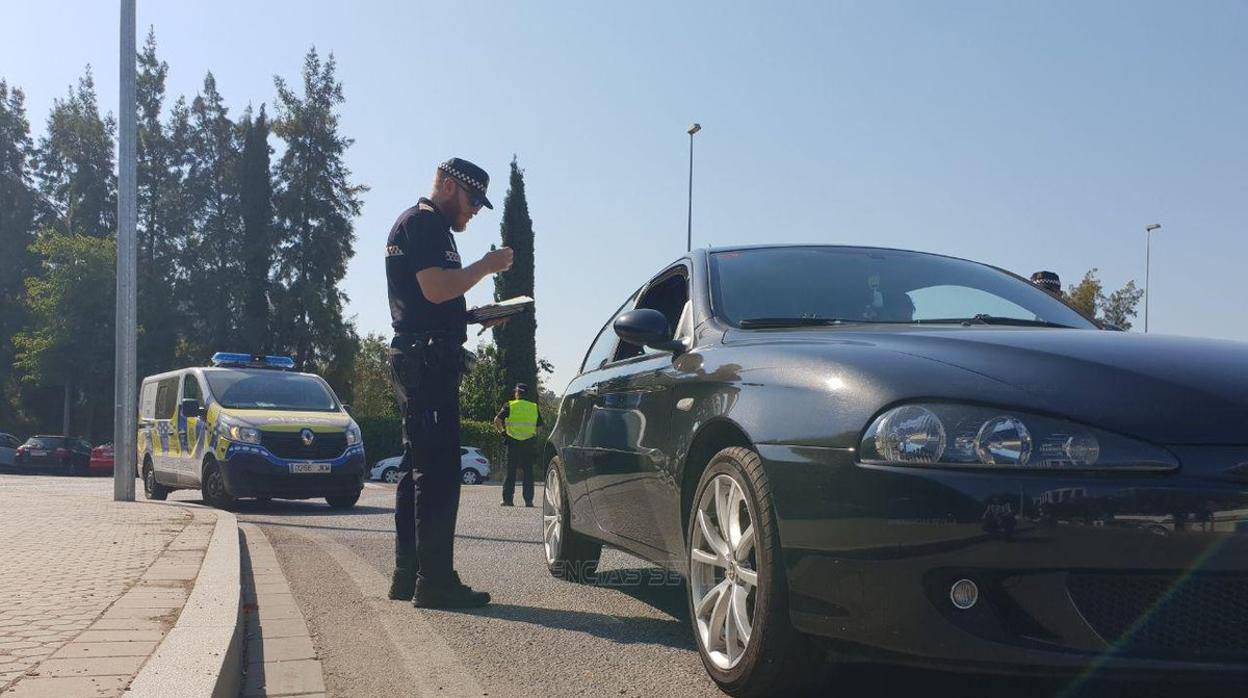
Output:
[593, 567, 688, 620]
[225, 499, 391, 517]
[453, 602, 695, 652]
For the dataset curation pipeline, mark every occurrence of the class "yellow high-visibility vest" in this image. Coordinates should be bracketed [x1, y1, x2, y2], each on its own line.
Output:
[505, 399, 539, 441]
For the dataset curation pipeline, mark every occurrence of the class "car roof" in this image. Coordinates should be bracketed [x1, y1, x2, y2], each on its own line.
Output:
[143, 366, 321, 382]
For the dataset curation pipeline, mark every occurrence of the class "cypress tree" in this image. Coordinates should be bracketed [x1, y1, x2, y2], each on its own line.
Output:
[239, 105, 273, 349]
[34, 67, 117, 238]
[492, 157, 537, 403]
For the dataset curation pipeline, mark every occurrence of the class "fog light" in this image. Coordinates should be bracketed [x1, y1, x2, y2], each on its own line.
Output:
[950, 579, 979, 610]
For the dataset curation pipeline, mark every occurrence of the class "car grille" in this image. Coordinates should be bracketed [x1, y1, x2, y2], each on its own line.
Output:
[1067, 573, 1248, 660]
[261, 431, 347, 460]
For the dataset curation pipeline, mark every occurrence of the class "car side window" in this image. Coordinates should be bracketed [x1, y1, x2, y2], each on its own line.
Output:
[614, 268, 690, 362]
[580, 289, 641, 374]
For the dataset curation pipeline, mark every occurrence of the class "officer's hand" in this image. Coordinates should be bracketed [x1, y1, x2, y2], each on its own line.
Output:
[482, 247, 514, 274]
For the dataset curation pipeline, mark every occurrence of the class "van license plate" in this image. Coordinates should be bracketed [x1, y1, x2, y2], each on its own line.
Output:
[290, 463, 331, 474]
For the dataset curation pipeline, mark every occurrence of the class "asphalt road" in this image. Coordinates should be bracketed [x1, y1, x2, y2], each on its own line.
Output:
[6, 470, 1246, 698]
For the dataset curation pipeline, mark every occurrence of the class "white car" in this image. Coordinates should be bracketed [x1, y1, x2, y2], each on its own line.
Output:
[0, 433, 20, 467]
[370, 446, 491, 485]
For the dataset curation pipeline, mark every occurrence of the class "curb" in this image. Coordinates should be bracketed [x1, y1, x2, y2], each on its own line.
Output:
[127, 507, 243, 698]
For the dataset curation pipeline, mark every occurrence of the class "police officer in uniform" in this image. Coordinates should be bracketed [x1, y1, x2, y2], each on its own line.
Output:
[385, 158, 513, 607]
[494, 383, 544, 507]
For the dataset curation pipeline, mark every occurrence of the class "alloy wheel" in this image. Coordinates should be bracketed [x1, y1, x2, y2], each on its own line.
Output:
[542, 467, 562, 565]
[383, 468, 400, 483]
[690, 473, 758, 671]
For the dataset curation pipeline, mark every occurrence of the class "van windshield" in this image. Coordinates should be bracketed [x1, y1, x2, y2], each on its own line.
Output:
[204, 370, 339, 411]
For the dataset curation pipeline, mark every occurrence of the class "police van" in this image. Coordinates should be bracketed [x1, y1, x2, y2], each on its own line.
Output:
[138, 353, 366, 509]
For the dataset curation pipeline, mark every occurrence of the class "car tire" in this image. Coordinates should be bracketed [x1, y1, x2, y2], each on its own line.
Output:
[326, 493, 360, 509]
[686, 446, 819, 697]
[142, 459, 169, 501]
[202, 459, 235, 510]
[542, 456, 601, 583]
[382, 467, 400, 484]
[461, 468, 482, 485]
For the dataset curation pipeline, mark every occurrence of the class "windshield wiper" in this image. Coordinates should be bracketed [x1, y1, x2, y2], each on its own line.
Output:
[738, 316, 850, 328]
[914, 314, 1076, 329]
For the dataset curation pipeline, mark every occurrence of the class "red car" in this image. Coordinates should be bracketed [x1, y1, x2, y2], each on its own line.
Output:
[89, 443, 114, 475]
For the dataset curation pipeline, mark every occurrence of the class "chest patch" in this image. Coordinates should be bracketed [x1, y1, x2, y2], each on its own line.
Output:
[445, 250, 461, 263]
[386, 244, 403, 257]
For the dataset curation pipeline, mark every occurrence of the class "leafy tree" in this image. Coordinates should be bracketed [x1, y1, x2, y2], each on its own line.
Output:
[0, 79, 38, 425]
[492, 158, 537, 406]
[1066, 269, 1102, 318]
[460, 342, 504, 421]
[13, 234, 116, 438]
[33, 67, 116, 238]
[1100, 280, 1143, 331]
[1066, 268, 1143, 330]
[239, 105, 274, 348]
[348, 333, 397, 418]
[270, 48, 365, 376]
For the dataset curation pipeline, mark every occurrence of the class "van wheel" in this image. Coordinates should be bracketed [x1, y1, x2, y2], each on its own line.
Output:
[202, 460, 235, 510]
[142, 459, 168, 501]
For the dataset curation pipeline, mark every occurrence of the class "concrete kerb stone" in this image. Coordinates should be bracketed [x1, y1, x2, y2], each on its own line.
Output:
[126, 506, 242, 698]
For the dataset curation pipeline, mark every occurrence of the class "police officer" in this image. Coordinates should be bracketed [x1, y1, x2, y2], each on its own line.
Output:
[385, 158, 513, 607]
[494, 383, 544, 507]
[1030, 270, 1062, 297]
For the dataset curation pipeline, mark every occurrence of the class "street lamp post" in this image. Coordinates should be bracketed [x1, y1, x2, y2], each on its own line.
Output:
[114, 0, 137, 500]
[1144, 223, 1161, 334]
[686, 123, 701, 252]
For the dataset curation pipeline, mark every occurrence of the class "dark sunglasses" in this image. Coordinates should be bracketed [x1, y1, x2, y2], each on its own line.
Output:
[454, 180, 486, 209]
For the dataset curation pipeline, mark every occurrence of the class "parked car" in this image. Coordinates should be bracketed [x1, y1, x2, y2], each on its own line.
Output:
[370, 446, 491, 485]
[14, 435, 92, 475]
[90, 443, 115, 475]
[542, 244, 1248, 696]
[0, 432, 21, 467]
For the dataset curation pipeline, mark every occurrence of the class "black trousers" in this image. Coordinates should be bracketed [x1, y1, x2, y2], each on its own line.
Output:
[390, 348, 461, 585]
[503, 438, 535, 505]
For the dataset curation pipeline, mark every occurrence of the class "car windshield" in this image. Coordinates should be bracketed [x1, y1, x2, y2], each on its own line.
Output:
[24, 437, 65, 449]
[204, 370, 340, 411]
[710, 247, 1097, 329]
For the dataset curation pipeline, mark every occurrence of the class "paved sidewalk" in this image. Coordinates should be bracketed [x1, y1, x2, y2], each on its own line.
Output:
[0, 479, 214, 697]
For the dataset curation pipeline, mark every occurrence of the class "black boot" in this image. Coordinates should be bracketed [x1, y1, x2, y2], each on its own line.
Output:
[388, 556, 418, 601]
[413, 572, 490, 609]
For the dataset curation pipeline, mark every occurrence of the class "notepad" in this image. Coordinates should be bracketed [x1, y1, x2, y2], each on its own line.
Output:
[465, 296, 534, 324]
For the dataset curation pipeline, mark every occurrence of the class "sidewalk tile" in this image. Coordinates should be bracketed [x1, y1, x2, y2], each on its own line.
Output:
[247, 635, 316, 663]
[37, 654, 146, 677]
[2, 675, 128, 697]
[242, 659, 326, 696]
[51, 640, 158, 658]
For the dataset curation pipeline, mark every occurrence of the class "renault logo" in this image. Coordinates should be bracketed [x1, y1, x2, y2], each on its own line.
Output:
[300, 429, 315, 446]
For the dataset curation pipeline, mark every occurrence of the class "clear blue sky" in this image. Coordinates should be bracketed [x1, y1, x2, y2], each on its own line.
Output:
[6, 1, 1247, 392]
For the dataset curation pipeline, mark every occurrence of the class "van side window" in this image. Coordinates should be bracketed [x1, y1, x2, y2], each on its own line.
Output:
[154, 378, 179, 419]
[182, 374, 203, 406]
[140, 383, 157, 420]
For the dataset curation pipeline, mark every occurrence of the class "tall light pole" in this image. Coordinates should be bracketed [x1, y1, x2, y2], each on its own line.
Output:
[114, 0, 137, 501]
[1144, 223, 1161, 334]
[686, 123, 701, 252]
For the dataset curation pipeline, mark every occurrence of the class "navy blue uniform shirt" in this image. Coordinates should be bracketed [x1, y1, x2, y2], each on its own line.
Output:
[385, 198, 467, 343]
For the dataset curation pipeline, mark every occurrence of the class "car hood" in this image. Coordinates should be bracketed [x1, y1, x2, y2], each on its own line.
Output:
[725, 327, 1248, 445]
[214, 407, 352, 431]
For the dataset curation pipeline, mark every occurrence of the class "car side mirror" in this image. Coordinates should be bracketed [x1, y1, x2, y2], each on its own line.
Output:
[614, 309, 687, 353]
[179, 399, 204, 419]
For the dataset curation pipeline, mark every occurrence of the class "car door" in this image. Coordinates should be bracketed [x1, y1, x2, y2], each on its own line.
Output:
[583, 265, 690, 555]
[151, 376, 180, 483]
[559, 289, 641, 527]
[177, 372, 208, 487]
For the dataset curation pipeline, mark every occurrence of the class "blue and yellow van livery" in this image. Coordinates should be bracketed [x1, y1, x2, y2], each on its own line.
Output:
[138, 353, 367, 509]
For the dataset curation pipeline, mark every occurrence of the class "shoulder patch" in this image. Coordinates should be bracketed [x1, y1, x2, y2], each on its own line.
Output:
[417, 202, 436, 213]
[386, 244, 404, 257]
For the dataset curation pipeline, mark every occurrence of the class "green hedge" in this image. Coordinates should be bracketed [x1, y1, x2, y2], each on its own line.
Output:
[357, 415, 546, 481]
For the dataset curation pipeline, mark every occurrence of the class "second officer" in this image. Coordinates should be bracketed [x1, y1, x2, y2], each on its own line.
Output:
[385, 158, 513, 607]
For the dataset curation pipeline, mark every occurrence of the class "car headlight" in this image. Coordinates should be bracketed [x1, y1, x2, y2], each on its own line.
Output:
[225, 424, 261, 445]
[860, 403, 1176, 471]
[345, 423, 362, 446]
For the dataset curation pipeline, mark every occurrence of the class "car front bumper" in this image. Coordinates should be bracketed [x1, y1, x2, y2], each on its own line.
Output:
[219, 444, 366, 499]
[757, 443, 1248, 677]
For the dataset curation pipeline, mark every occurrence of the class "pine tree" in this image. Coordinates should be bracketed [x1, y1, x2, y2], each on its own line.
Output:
[34, 67, 117, 237]
[134, 28, 179, 376]
[0, 79, 38, 425]
[492, 158, 537, 403]
[271, 48, 365, 375]
[183, 72, 244, 357]
[239, 105, 274, 348]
